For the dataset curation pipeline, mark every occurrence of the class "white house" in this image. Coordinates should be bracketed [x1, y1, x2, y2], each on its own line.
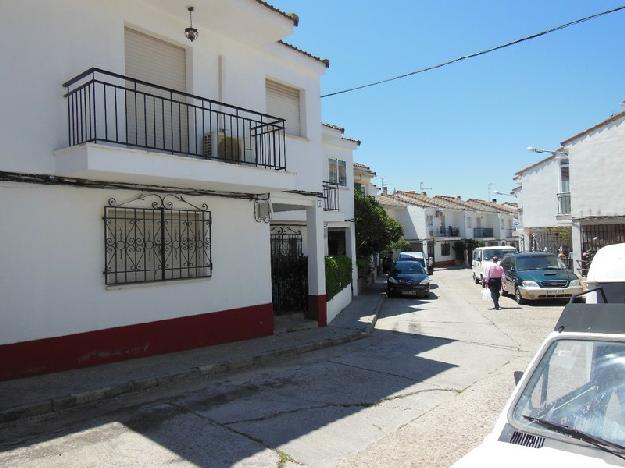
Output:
[0, 0, 352, 380]
[561, 103, 625, 275]
[512, 151, 572, 259]
[353, 163, 379, 196]
[379, 191, 517, 266]
[271, 123, 360, 323]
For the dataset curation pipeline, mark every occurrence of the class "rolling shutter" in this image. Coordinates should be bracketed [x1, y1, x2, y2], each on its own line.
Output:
[124, 28, 187, 151]
[266, 80, 302, 136]
[124, 28, 186, 91]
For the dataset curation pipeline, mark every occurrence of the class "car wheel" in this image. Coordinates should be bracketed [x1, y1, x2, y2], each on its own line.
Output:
[515, 287, 526, 305]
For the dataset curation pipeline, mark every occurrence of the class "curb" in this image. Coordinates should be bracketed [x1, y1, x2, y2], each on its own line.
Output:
[0, 294, 384, 426]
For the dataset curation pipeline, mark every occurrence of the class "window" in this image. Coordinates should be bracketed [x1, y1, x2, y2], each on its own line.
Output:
[426, 215, 434, 227]
[441, 243, 451, 256]
[104, 206, 212, 285]
[328, 158, 347, 186]
[266, 79, 302, 136]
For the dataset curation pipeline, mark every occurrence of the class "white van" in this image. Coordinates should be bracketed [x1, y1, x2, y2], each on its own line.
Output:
[471, 246, 517, 285]
[585, 243, 625, 303]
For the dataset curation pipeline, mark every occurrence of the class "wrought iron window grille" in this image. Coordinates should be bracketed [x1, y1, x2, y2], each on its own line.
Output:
[322, 180, 340, 211]
[103, 193, 212, 285]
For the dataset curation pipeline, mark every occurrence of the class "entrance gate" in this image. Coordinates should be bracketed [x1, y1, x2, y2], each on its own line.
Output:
[270, 226, 308, 315]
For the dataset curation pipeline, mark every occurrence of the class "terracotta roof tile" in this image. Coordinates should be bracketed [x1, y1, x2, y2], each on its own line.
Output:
[467, 198, 518, 214]
[278, 40, 330, 68]
[561, 111, 625, 146]
[378, 195, 407, 207]
[254, 1, 299, 25]
[322, 122, 345, 133]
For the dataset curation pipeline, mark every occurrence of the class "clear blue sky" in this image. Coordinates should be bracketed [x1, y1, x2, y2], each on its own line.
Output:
[270, 0, 625, 200]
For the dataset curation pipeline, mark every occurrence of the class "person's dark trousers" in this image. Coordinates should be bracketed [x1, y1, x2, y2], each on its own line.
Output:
[488, 278, 502, 309]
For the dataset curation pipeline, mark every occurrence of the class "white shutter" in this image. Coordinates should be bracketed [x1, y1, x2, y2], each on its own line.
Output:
[125, 28, 186, 91]
[124, 28, 187, 151]
[266, 80, 302, 136]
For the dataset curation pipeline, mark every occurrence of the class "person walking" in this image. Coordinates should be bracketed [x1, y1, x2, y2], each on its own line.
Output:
[484, 255, 504, 310]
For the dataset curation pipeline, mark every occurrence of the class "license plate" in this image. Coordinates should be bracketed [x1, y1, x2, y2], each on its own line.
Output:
[402, 290, 418, 296]
[547, 289, 566, 296]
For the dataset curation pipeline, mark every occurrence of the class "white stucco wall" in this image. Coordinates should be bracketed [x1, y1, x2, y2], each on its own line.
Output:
[567, 116, 625, 218]
[515, 158, 563, 228]
[0, 183, 271, 345]
[327, 285, 352, 324]
[0, 0, 325, 193]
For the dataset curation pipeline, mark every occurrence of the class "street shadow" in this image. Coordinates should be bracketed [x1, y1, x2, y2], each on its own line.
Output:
[0, 325, 458, 467]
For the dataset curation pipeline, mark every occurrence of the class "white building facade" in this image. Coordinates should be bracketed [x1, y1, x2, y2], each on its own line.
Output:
[562, 106, 625, 275]
[380, 192, 517, 267]
[0, 0, 348, 380]
[512, 152, 572, 261]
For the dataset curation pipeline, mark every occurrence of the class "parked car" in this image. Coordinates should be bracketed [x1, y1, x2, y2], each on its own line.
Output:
[585, 243, 625, 303]
[455, 300, 625, 466]
[472, 246, 517, 285]
[398, 251, 433, 275]
[500, 252, 582, 304]
[386, 261, 430, 298]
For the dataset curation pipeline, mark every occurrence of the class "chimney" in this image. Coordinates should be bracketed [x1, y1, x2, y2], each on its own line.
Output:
[422, 191, 427, 196]
[492, 198, 497, 203]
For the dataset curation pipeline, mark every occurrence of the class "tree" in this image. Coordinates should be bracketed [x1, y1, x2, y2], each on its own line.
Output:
[354, 191, 403, 258]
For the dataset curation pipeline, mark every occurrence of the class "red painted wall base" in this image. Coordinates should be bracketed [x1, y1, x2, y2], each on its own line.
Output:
[308, 294, 327, 327]
[0, 303, 273, 381]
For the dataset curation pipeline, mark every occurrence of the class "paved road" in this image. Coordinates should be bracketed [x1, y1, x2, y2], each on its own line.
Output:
[0, 268, 564, 467]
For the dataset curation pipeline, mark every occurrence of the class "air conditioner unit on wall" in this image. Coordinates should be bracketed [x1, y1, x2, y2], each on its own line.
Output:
[203, 131, 247, 162]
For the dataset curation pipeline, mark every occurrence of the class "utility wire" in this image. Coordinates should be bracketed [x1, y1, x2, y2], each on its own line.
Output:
[322, 4, 625, 98]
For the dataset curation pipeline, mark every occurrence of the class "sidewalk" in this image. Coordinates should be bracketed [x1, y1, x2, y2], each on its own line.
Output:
[0, 283, 385, 425]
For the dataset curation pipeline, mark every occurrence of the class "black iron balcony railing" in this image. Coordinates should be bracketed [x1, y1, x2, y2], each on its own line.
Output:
[557, 192, 571, 215]
[473, 227, 494, 238]
[63, 68, 286, 170]
[438, 226, 460, 237]
[322, 181, 340, 211]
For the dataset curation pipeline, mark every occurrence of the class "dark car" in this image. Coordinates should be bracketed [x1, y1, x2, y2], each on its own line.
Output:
[386, 261, 430, 298]
[500, 252, 582, 304]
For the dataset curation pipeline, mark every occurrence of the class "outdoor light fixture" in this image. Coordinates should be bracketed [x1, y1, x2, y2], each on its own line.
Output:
[184, 6, 198, 42]
[526, 146, 568, 157]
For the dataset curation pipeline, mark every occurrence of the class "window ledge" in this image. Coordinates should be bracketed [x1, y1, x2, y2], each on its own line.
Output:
[106, 276, 212, 291]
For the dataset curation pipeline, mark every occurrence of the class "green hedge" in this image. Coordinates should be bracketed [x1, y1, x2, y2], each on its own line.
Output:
[326, 256, 353, 301]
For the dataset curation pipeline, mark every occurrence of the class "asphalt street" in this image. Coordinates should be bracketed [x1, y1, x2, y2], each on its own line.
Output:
[0, 268, 565, 467]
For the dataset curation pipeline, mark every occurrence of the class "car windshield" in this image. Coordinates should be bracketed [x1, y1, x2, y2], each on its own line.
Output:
[511, 339, 625, 449]
[393, 262, 425, 274]
[483, 249, 515, 261]
[516, 255, 567, 271]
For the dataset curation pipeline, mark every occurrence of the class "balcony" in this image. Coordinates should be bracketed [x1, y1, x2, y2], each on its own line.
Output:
[323, 181, 340, 211]
[57, 68, 294, 193]
[437, 226, 460, 237]
[473, 227, 494, 238]
[557, 192, 571, 215]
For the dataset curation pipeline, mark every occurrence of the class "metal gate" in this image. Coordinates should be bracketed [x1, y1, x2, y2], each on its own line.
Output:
[579, 223, 625, 275]
[270, 226, 308, 315]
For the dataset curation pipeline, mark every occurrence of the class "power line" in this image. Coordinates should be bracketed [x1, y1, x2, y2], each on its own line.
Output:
[321, 4, 625, 98]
